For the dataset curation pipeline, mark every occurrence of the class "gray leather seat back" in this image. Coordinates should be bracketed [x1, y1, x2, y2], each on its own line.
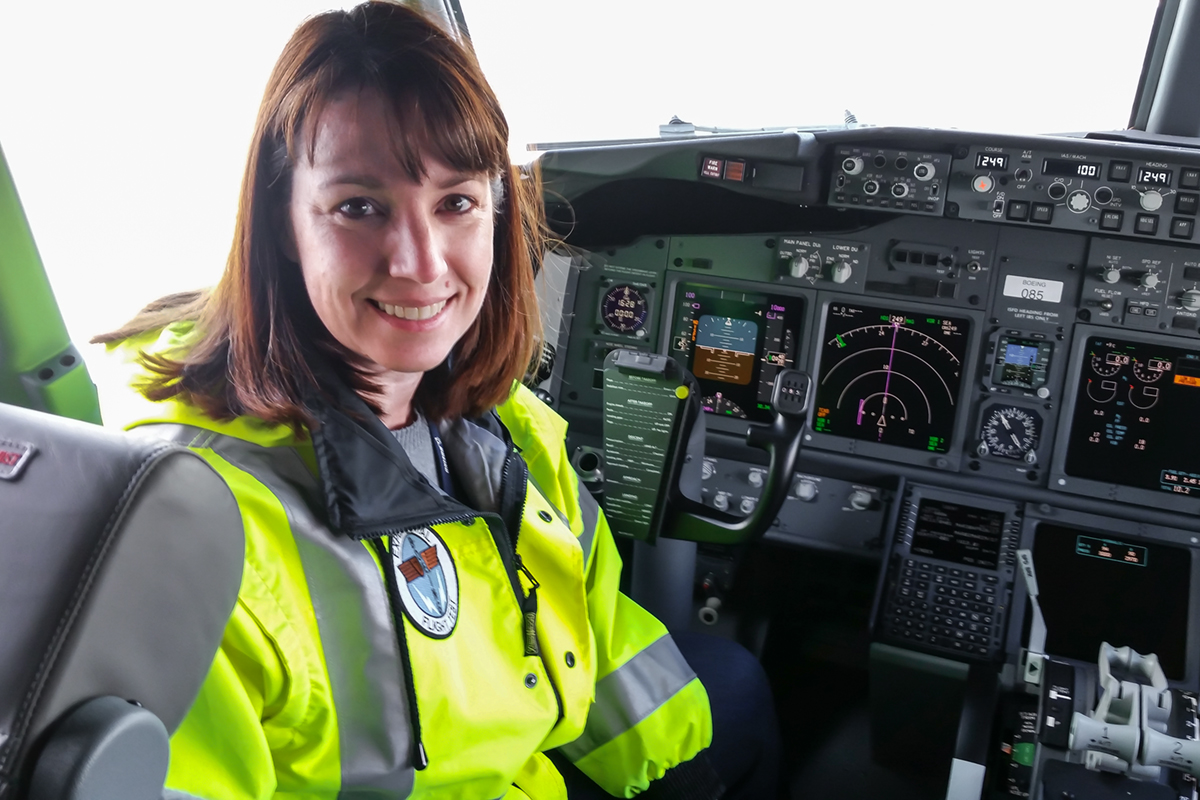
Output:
[0, 403, 244, 799]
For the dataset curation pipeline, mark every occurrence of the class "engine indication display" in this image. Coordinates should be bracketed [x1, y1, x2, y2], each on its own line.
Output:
[1065, 336, 1200, 497]
[814, 303, 969, 453]
[670, 283, 804, 423]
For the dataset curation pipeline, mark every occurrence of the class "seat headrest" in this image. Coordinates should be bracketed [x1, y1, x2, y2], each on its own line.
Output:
[0, 403, 243, 798]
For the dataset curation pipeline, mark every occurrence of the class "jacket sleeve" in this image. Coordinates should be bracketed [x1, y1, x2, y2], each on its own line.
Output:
[165, 603, 278, 800]
[556, 491, 713, 797]
[164, 448, 342, 800]
[497, 387, 713, 797]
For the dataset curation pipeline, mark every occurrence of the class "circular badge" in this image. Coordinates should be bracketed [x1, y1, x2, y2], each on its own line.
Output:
[392, 528, 458, 638]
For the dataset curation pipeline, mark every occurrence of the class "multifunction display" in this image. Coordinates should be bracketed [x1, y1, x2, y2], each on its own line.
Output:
[992, 335, 1052, 392]
[814, 303, 969, 453]
[911, 499, 1005, 569]
[1033, 523, 1191, 680]
[1065, 336, 1200, 497]
[669, 284, 803, 423]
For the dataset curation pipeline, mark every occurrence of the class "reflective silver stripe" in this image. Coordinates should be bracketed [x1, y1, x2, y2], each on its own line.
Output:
[575, 479, 599, 571]
[138, 424, 416, 799]
[558, 635, 696, 761]
[164, 790, 209, 800]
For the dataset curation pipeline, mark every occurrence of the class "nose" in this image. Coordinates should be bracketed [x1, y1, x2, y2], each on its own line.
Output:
[385, 209, 447, 284]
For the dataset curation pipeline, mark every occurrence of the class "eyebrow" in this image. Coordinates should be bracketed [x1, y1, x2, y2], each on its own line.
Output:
[319, 173, 385, 191]
[318, 171, 487, 191]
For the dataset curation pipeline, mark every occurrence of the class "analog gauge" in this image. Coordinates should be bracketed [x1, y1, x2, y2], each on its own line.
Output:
[601, 284, 649, 334]
[1132, 357, 1171, 383]
[980, 406, 1042, 460]
[1090, 352, 1123, 377]
[702, 394, 747, 418]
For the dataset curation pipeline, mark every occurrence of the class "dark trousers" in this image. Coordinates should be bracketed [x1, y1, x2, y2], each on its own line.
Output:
[555, 631, 780, 799]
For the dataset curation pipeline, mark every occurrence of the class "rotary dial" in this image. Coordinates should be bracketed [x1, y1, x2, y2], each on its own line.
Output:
[980, 406, 1042, 460]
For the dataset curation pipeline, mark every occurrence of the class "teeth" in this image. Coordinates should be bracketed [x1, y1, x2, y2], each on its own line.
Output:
[376, 299, 446, 321]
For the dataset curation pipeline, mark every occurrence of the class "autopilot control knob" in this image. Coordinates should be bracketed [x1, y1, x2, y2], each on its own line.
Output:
[788, 256, 811, 279]
[831, 261, 853, 284]
[739, 497, 756, 515]
[1141, 190, 1164, 212]
[747, 471, 764, 488]
[847, 489, 873, 511]
[842, 156, 864, 175]
[1181, 289, 1200, 311]
[792, 479, 818, 502]
[712, 493, 729, 512]
[1102, 267, 1122, 284]
[1141, 272, 1161, 290]
[1067, 190, 1091, 213]
[701, 461, 716, 480]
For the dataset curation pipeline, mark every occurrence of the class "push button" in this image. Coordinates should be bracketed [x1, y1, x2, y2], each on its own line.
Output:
[1006, 200, 1030, 221]
[1182, 168, 1200, 190]
[1171, 217, 1195, 239]
[1135, 214, 1160, 235]
[1109, 161, 1132, 182]
[1030, 203, 1054, 223]
[1176, 193, 1199, 215]
[1100, 210, 1124, 231]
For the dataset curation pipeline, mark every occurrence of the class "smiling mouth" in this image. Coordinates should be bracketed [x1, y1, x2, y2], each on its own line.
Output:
[370, 299, 448, 321]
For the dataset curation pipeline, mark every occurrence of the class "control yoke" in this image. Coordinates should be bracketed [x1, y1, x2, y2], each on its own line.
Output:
[600, 348, 812, 545]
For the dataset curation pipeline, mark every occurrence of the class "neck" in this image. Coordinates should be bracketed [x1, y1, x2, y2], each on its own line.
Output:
[371, 370, 424, 429]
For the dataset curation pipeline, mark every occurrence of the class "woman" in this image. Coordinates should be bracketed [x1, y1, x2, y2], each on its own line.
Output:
[98, 3, 777, 798]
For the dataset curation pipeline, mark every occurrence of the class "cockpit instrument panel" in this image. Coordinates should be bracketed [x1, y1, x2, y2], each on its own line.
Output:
[813, 302, 970, 455]
[1062, 334, 1200, 501]
[668, 283, 803, 423]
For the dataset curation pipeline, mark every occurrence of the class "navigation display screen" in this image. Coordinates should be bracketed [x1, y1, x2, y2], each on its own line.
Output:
[1065, 336, 1200, 497]
[669, 284, 804, 423]
[911, 499, 1005, 569]
[814, 303, 969, 453]
[1033, 523, 1191, 680]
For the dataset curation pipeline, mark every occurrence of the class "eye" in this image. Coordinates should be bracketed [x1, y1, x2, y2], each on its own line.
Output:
[337, 198, 379, 219]
[440, 194, 476, 214]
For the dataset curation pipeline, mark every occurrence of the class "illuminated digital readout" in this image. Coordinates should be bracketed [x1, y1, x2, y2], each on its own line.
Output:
[814, 303, 969, 453]
[1137, 167, 1173, 186]
[1075, 535, 1147, 566]
[910, 499, 1004, 569]
[1042, 158, 1102, 179]
[670, 283, 803, 423]
[1065, 336, 1200, 497]
[975, 153, 1008, 171]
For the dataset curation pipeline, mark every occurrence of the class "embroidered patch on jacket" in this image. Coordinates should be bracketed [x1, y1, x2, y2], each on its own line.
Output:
[392, 527, 459, 638]
[0, 439, 36, 481]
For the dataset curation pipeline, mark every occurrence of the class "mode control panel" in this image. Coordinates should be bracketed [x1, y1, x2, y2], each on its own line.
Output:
[829, 146, 951, 216]
[875, 485, 1020, 662]
[949, 145, 1200, 245]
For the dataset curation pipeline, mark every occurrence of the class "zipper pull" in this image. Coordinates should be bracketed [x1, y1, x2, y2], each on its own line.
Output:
[515, 555, 540, 657]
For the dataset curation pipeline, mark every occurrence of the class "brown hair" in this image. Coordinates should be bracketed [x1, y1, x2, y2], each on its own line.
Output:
[94, 1, 543, 429]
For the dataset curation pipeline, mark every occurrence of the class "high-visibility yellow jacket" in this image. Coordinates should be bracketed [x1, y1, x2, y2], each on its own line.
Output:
[107, 325, 711, 800]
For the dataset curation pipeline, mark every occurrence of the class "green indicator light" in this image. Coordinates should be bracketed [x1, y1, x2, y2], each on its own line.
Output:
[927, 318, 937, 324]
[1013, 743, 1036, 767]
[879, 315, 889, 322]
[906, 318, 915, 325]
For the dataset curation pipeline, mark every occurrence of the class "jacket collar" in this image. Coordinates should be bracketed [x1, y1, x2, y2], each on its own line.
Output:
[307, 375, 525, 541]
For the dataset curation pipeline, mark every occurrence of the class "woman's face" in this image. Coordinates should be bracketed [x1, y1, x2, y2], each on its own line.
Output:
[287, 89, 495, 378]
